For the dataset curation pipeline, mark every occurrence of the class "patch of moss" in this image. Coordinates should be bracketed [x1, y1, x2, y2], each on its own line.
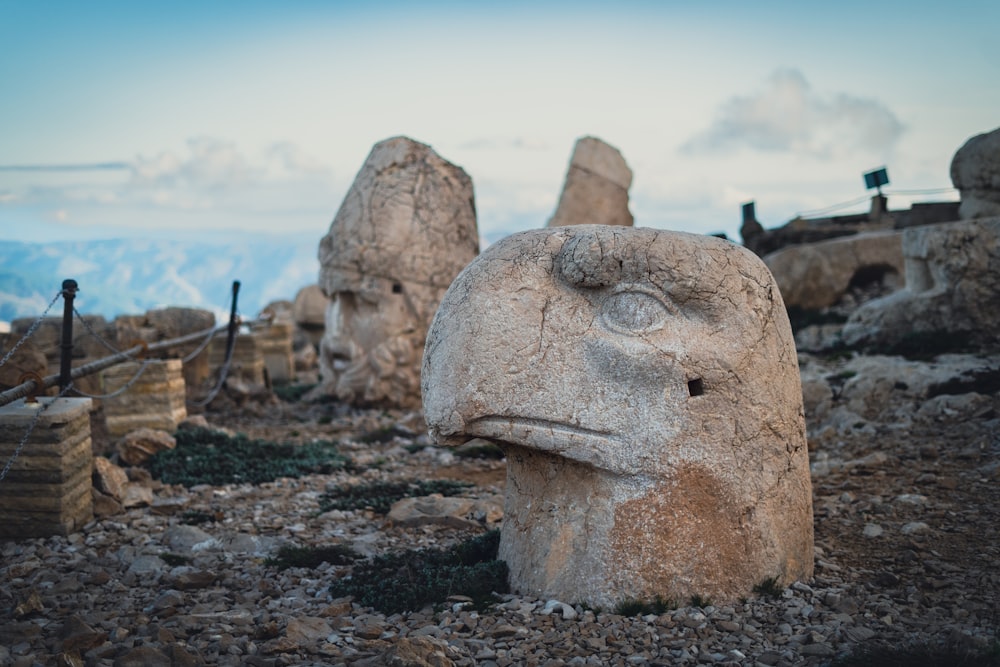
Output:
[318, 479, 473, 515]
[827, 370, 857, 383]
[870, 330, 976, 361]
[265, 544, 358, 570]
[147, 427, 348, 487]
[328, 530, 508, 614]
[614, 595, 675, 617]
[180, 509, 220, 525]
[786, 306, 848, 334]
[272, 383, 317, 403]
[832, 640, 1000, 667]
[454, 441, 506, 460]
[160, 552, 192, 567]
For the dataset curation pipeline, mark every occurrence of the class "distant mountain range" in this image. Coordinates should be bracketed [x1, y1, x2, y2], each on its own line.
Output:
[0, 235, 322, 324]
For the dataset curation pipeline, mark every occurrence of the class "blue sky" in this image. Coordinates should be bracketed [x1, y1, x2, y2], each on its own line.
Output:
[1, 0, 997, 245]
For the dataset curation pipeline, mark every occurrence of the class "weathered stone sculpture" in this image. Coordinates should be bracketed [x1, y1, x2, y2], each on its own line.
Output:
[842, 217, 1000, 349]
[422, 225, 813, 607]
[548, 137, 634, 228]
[951, 125, 1000, 219]
[318, 137, 479, 408]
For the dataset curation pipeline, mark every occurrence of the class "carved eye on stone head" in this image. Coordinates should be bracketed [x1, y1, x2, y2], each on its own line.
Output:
[599, 286, 672, 335]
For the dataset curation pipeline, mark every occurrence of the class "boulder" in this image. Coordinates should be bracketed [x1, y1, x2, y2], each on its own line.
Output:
[92, 456, 129, 500]
[292, 285, 328, 343]
[842, 217, 1000, 350]
[117, 428, 176, 466]
[317, 136, 479, 409]
[951, 125, 1000, 219]
[763, 231, 904, 310]
[422, 225, 813, 607]
[548, 136, 633, 228]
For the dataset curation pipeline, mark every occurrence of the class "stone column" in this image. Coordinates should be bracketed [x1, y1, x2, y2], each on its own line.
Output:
[209, 334, 267, 388]
[0, 397, 94, 538]
[101, 359, 187, 437]
[255, 322, 295, 385]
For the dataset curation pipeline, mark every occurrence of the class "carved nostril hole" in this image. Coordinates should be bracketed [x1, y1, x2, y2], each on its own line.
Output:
[688, 378, 704, 397]
[392, 283, 403, 294]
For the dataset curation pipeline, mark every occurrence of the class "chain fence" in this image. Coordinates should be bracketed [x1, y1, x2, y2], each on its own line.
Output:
[0, 279, 253, 485]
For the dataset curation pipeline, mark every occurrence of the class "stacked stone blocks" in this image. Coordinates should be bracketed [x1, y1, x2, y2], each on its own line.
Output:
[102, 359, 187, 438]
[0, 397, 94, 538]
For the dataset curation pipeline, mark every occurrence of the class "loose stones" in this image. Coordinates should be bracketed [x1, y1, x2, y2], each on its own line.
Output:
[422, 225, 814, 608]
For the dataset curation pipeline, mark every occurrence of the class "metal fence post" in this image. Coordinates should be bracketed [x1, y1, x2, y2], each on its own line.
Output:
[59, 279, 78, 392]
[227, 280, 241, 345]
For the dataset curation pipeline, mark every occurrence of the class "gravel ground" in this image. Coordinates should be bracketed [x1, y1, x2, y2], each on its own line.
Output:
[1, 351, 998, 667]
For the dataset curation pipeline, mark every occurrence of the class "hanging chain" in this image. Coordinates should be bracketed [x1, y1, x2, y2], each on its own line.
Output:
[70, 360, 152, 399]
[0, 291, 62, 370]
[73, 307, 129, 357]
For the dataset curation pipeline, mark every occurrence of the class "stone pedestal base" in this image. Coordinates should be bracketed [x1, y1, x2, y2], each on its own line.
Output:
[0, 398, 94, 538]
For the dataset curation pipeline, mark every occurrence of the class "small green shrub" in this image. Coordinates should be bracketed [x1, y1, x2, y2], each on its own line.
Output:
[147, 427, 348, 487]
[319, 479, 473, 515]
[614, 595, 675, 617]
[689, 594, 712, 608]
[265, 544, 358, 570]
[328, 530, 507, 614]
[753, 577, 784, 599]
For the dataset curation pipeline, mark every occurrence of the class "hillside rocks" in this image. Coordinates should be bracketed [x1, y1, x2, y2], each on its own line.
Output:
[423, 225, 813, 607]
[951, 125, 1000, 219]
[317, 136, 479, 409]
[763, 231, 904, 310]
[842, 217, 1000, 350]
[548, 137, 634, 228]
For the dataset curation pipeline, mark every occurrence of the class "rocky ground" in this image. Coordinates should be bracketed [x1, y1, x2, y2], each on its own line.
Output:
[1, 349, 998, 667]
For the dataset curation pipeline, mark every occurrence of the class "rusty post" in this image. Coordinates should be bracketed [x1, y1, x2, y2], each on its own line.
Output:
[58, 279, 78, 392]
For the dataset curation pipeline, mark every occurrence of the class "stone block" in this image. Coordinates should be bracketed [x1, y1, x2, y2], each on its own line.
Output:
[255, 323, 295, 385]
[101, 360, 187, 437]
[0, 397, 94, 538]
[209, 334, 266, 387]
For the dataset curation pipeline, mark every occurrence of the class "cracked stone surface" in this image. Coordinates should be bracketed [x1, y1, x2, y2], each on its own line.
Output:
[316, 136, 479, 409]
[422, 225, 814, 607]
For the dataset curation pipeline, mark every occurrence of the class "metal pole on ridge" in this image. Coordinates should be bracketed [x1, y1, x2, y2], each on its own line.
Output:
[59, 279, 78, 392]
[227, 280, 241, 348]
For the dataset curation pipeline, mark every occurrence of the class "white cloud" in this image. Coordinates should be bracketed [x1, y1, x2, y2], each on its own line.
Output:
[681, 69, 905, 159]
[130, 137, 256, 191]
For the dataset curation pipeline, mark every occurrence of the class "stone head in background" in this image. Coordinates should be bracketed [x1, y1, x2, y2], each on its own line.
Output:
[318, 137, 479, 408]
[951, 125, 1000, 219]
[547, 137, 634, 228]
[422, 225, 813, 608]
